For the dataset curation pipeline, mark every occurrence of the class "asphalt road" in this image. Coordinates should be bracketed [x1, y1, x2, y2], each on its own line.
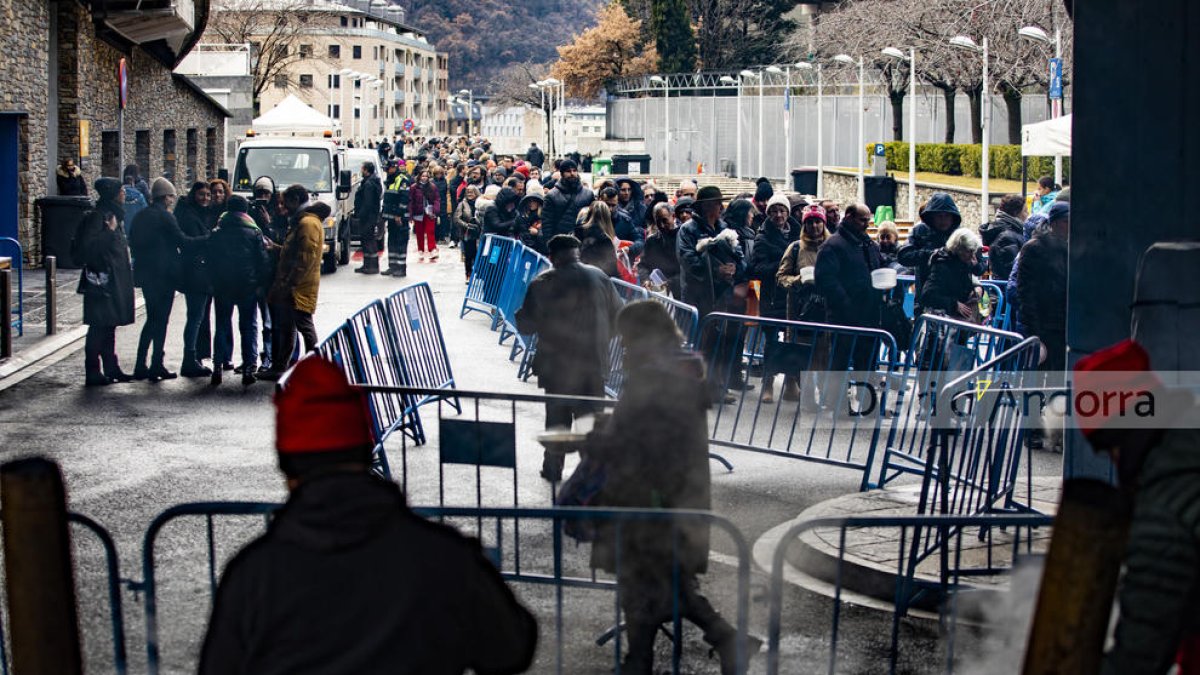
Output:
[0, 248, 1052, 674]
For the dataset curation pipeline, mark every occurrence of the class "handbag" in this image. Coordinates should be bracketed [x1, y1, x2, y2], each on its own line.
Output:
[77, 266, 111, 298]
[555, 452, 607, 543]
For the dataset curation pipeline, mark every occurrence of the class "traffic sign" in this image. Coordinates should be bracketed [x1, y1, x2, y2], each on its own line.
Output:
[1049, 58, 1064, 100]
[874, 143, 886, 157]
[402, 118, 415, 132]
[118, 58, 129, 109]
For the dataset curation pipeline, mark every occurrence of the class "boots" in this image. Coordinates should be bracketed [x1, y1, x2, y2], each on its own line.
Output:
[782, 376, 801, 402]
[382, 263, 406, 277]
[759, 377, 775, 404]
[355, 252, 380, 274]
[180, 351, 212, 378]
[708, 631, 764, 675]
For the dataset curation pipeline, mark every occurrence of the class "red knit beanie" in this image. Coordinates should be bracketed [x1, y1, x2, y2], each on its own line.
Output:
[275, 357, 375, 475]
[1072, 339, 1162, 439]
[514, 164, 531, 179]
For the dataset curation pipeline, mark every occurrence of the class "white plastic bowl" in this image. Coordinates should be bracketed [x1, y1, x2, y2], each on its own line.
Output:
[800, 266, 816, 284]
[872, 267, 898, 290]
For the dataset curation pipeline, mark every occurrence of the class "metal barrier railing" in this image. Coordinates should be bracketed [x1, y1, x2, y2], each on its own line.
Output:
[137, 501, 753, 675]
[896, 274, 1008, 331]
[766, 512, 1053, 675]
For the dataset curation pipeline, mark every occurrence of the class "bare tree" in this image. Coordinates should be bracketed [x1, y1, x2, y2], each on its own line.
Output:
[206, 0, 334, 115]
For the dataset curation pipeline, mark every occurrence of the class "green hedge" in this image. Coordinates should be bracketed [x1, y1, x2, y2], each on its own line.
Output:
[867, 142, 1071, 182]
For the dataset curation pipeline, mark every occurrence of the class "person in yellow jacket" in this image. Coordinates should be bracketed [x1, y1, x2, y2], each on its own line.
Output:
[259, 184, 329, 380]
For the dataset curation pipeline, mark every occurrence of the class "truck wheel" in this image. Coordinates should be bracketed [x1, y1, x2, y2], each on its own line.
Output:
[338, 223, 351, 266]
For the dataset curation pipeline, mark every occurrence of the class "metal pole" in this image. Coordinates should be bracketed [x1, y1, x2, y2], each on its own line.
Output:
[663, 81, 670, 175]
[736, 81, 743, 179]
[758, 73, 765, 178]
[784, 67, 791, 182]
[857, 57, 865, 203]
[45, 256, 57, 336]
[0, 269, 11, 359]
[1, 458, 85, 675]
[909, 49, 917, 221]
[1053, 28, 1063, 187]
[981, 38, 990, 219]
[817, 65, 824, 197]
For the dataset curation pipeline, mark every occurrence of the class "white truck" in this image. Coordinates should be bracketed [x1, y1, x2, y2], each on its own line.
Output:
[231, 137, 354, 272]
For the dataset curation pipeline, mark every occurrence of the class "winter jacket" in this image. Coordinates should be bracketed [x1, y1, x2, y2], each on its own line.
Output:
[198, 472, 538, 675]
[1100, 427, 1200, 675]
[750, 223, 791, 319]
[127, 203, 204, 290]
[919, 249, 978, 318]
[382, 172, 411, 218]
[174, 197, 214, 294]
[610, 206, 645, 258]
[525, 145, 545, 168]
[516, 195, 545, 253]
[355, 172, 383, 226]
[123, 187, 148, 239]
[815, 226, 883, 329]
[541, 181, 594, 240]
[1015, 230, 1067, 370]
[78, 200, 135, 327]
[269, 202, 328, 314]
[979, 212, 1026, 281]
[897, 193, 967, 314]
[433, 177, 453, 215]
[637, 228, 681, 298]
[574, 223, 619, 278]
[515, 260, 621, 382]
[454, 197, 479, 243]
[56, 166, 87, 196]
[408, 181, 440, 223]
[206, 212, 270, 299]
[777, 231, 828, 322]
[482, 188, 520, 238]
[588, 349, 712, 575]
[677, 217, 744, 318]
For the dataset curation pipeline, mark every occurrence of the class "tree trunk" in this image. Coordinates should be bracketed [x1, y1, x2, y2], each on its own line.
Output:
[967, 87, 983, 144]
[1001, 82, 1023, 145]
[939, 86, 957, 144]
[890, 91, 905, 141]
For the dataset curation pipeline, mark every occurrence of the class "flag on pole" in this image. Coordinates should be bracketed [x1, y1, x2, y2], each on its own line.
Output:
[784, 87, 791, 112]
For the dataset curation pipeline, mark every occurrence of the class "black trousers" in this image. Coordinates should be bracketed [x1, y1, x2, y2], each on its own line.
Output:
[272, 303, 317, 370]
[84, 325, 120, 376]
[386, 215, 409, 271]
[462, 237, 478, 279]
[619, 566, 735, 674]
[136, 283, 176, 369]
[361, 215, 385, 255]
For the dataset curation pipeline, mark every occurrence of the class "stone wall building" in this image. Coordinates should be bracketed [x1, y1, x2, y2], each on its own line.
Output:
[0, 0, 229, 263]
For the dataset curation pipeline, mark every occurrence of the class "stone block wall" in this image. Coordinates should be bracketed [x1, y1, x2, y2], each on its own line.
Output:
[819, 170, 993, 229]
[0, 0, 50, 262]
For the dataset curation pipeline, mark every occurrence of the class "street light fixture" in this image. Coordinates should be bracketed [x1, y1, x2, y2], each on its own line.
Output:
[649, 76, 670, 174]
[543, 78, 564, 163]
[833, 54, 865, 202]
[337, 68, 355, 138]
[883, 46, 918, 222]
[950, 34, 990, 217]
[1020, 24, 1065, 187]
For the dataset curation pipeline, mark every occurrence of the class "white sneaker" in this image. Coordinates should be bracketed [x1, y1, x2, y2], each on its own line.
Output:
[418, 252, 426, 263]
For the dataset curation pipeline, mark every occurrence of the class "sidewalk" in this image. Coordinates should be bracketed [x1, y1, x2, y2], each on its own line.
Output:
[0, 265, 113, 390]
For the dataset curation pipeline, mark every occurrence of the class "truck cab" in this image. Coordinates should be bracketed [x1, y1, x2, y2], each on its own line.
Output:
[231, 137, 353, 272]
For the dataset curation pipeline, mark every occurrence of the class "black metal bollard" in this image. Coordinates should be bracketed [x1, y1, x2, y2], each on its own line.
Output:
[1, 268, 12, 359]
[0, 458, 84, 675]
[45, 255, 57, 336]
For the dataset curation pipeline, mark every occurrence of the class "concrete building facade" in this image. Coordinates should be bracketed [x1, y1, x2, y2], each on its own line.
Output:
[0, 0, 229, 262]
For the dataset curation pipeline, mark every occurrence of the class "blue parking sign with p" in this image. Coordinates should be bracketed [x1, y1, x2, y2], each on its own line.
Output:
[874, 143, 886, 157]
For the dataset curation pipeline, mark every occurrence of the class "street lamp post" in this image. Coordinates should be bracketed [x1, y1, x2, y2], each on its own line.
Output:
[950, 35, 990, 218]
[338, 68, 355, 140]
[650, 75, 669, 174]
[1020, 24, 1064, 187]
[764, 66, 784, 179]
[739, 70, 758, 179]
[883, 47, 918, 222]
[544, 78, 562, 163]
[834, 54, 864, 202]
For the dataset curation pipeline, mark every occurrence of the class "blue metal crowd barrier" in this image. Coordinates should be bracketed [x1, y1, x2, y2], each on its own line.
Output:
[461, 234, 519, 325]
[897, 273, 1008, 331]
[875, 315, 1030, 492]
[1, 237, 23, 337]
[137, 501, 753, 675]
[765, 512, 1053, 675]
[280, 282, 458, 479]
[698, 312, 900, 490]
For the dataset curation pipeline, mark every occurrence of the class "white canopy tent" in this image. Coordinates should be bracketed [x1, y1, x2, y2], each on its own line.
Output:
[252, 95, 335, 135]
[1021, 113, 1072, 157]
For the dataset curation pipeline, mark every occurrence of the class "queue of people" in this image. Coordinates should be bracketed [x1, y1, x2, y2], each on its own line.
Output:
[75, 169, 328, 388]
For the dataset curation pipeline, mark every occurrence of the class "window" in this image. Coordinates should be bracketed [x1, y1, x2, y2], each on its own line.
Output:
[354, 79, 361, 89]
[340, 15, 348, 26]
[101, 131, 120, 177]
[185, 129, 198, 182]
[135, 130, 150, 178]
[352, 45, 361, 59]
[299, 74, 313, 88]
[354, 107, 361, 119]
[249, 42, 261, 56]
[274, 74, 287, 88]
[328, 104, 341, 118]
[205, 128, 217, 178]
[162, 129, 176, 180]
[299, 44, 312, 58]
[275, 44, 288, 59]
[328, 44, 340, 58]
[328, 73, 341, 89]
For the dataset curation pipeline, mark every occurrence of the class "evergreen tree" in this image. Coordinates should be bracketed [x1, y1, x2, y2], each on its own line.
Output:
[650, 0, 696, 73]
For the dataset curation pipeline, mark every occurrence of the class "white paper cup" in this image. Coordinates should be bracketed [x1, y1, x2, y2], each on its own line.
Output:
[800, 266, 816, 284]
[872, 267, 898, 290]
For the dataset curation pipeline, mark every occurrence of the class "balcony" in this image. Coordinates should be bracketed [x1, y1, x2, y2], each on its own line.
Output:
[101, 0, 195, 45]
[411, 66, 422, 78]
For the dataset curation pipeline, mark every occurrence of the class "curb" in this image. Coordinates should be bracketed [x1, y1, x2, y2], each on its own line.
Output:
[0, 298, 146, 393]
